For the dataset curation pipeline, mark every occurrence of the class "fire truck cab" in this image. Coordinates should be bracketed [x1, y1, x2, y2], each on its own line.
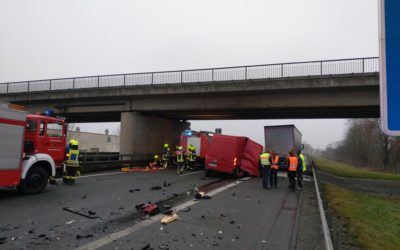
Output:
[0, 103, 66, 194]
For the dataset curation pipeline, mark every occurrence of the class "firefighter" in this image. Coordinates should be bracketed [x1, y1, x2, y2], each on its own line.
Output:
[259, 150, 272, 189]
[270, 151, 279, 188]
[50, 139, 74, 185]
[150, 155, 162, 168]
[175, 146, 185, 175]
[187, 144, 197, 170]
[63, 139, 80, 185]
[162, 143, 170, 168]
[296, 150, 306, 190]
[286, 149, 298, 191]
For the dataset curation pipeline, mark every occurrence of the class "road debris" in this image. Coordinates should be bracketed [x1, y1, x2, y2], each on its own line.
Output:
[142, 203, 159, 215]
[158, 244, 169, 249]
[151, 186, 162, 191]
[163, 181, 171, 187]
[162, 209, 173, 215]
[141, 243, 151, 250]
[65, 220, 75, 225]
[161, 214, 178, 224]
[76, 234, 94, 240]
[81, 195, 87, 199]
[229, 221, 235, 224]
[62, 207, 100, 219]
[0, 237, 6, 244]
[220, 213, 227, 217]
[88, 211, 96, 215]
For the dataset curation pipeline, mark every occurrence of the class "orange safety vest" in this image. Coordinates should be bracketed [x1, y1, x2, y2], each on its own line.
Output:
[271, 155, 279, 170]
[288, 156, 298, 171]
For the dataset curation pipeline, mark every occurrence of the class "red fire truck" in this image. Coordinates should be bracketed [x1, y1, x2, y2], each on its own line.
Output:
[205, 134, 263, 177]
[179, 130, 214, 167]
[0, 102, 66, 194]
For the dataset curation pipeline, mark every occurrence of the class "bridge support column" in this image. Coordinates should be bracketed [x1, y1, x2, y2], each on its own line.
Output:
[120, 112, 189, 155]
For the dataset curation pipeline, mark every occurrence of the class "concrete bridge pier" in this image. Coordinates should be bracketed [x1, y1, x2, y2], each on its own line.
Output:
[120, 112, 189, 156]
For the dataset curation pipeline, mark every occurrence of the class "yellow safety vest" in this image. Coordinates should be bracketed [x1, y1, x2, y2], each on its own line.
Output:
[66, 149, 80, 167]
[299, 153, 306, 172]
[260, 153, 270, 166]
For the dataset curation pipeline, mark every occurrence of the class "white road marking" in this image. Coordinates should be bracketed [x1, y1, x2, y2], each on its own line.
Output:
[179, 171, 203, 177]
[76, 177, 251, 250]
[56, 171, 125, 180]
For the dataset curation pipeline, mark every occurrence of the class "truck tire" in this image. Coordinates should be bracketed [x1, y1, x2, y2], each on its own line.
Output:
[17, 165, 49, 195]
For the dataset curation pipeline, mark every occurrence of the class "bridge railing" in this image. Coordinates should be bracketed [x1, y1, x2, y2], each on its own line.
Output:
[0, 57, 379, 94]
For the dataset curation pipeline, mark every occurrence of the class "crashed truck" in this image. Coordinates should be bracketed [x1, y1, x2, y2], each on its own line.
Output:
[204, 134, 263, 177]
[0, 102, 66, 194]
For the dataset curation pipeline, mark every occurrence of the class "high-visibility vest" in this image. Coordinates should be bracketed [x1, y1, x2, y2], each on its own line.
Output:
[188, 151, 196, 162]
[260, 153, 270, 166]
[176, 150, 184, 163]
[66, 149, 80, 167]
[299, 153, 307, 172]
[288, 156, 298, 171]
[271, 155, 279, 170]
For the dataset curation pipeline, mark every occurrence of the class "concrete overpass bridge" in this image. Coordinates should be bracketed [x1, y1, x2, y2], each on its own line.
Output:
[0, 57, 380, 154]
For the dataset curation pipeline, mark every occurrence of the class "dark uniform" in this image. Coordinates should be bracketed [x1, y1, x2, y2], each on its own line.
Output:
[260, 152, 272, 189]
[63, 140, 80, 185]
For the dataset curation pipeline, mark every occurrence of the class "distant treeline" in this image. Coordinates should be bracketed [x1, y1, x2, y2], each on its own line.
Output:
[319, 119, 400, 172]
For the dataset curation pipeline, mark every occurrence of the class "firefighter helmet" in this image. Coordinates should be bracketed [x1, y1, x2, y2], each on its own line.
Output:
[154, 155, 159, 159]
[164, 143, 169, 148]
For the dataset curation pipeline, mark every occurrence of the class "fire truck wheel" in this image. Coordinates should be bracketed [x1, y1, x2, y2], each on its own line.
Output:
[18, 166, 49, 195]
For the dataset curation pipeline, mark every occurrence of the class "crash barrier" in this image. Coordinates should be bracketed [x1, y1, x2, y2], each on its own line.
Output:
[0, 57, 378, 94]
[313, 167, 334, 250]
[79, 153, 152, 173]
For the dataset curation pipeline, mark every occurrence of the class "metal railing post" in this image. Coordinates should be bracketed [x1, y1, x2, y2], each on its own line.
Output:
[245, 66, 248, 80]
[6, 83, 9, 94]
[362, 58, 365, 74]
[50, 80, 52, 90]
[27, 81, 30, 92]
[212, 69, 214, 81]
[97, 76, 100, 88]
[181, 71, 183, 83]
[151, 73, 154, 84]
[320, 61, 323, 75]
[281, 64, 284, 78]
[124, 75, 126, 86]
[73, 78, 75, 89]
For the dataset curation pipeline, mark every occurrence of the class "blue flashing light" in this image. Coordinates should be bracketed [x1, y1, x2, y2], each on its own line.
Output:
[183, 130, 193, 136]
[44, 110, 55, 117]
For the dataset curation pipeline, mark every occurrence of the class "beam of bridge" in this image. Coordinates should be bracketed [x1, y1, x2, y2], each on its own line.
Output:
[0, 57, 380, 154]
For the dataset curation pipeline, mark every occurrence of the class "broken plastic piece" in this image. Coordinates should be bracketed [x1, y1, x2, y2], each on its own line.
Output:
[160, 214, 178, 224]
[142, 203, 159, 215]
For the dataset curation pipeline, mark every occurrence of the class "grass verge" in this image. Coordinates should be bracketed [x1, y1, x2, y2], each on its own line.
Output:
[314, 157, 400, 181]
[324, 183, 400, 250]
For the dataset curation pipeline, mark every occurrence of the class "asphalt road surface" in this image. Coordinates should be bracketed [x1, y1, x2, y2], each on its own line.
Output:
[0, 169, 313, 250]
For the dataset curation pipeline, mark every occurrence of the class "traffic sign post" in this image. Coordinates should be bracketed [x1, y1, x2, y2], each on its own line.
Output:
[379, 0, 400, 135]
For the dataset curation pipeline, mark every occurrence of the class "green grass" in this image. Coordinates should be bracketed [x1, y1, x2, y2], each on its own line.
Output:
[325, 183, 400, 250]
[314, 157, 400, 181]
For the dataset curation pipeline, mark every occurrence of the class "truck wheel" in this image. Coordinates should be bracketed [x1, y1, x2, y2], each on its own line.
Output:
[233, 167, 244, 178]
[17, 166, 49, 195]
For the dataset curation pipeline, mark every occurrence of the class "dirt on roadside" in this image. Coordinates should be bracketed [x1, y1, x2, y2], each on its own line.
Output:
[295, 178, 324, 250]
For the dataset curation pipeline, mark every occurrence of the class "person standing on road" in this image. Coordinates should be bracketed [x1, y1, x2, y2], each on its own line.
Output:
[270, 151, 279, 188]
[296, 150, 307, 190]
[286, 149, 298, 191]
[162, 143, 170, 168]
[176, 146, 186, 175]
[63, 139, 80, 185]
[260, 150, 272, 189]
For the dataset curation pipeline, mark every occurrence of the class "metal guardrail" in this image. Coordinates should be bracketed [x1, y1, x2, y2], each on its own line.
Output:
[0, 57, 379, 94]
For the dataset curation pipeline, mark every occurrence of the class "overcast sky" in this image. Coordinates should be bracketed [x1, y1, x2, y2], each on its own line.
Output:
[0, 0, 379, 149]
